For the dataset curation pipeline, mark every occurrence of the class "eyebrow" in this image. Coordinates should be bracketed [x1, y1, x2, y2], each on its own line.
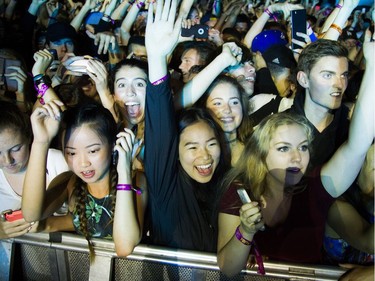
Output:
[274, 140, 309, 146]
[184, 137, 217, 147]
[65, 143, 102, 150]
[115, 77, 147, 84]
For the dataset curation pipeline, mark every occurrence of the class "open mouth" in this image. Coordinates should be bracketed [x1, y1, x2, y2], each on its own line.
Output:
[125, 101, 141, 118]
[195, 163, 213, 176]
[81, 170, 95, 178]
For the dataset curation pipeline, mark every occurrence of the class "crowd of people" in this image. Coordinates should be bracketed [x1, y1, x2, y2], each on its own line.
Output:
[0, 0, 374, 279]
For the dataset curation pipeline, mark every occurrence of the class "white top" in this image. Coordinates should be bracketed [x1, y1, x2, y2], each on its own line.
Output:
[249, 94, 294, 115]
[0, 149, 69, 212]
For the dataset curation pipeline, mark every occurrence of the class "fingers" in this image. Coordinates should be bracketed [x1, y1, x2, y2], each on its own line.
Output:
[239, 202, 265, 232]
[116, 128, 135, 152]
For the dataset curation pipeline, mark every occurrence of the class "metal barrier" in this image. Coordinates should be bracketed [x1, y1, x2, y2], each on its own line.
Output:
[1, 232, 346, 281]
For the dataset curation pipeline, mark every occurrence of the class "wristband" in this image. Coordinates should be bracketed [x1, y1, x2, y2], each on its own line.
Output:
[116, 184, 142, 195]
[235, 225, 252, 246]
[33, 74, 44, 81]
[128, 0, 135, 4]
[136, 1, 145, 9]
[330, 23, 343, 35]
[151, 74, 168, 85]
[335, 3, 343, 8]
[36, 83, 49, 105]
[264, 8, 278, 22]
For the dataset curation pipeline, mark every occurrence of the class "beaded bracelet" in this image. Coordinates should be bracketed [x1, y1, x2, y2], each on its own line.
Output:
[330, 23, 343, 35]
[264, 8, 278, 22]
[116, 184, 142, 195]
[151, 74, 168, 85]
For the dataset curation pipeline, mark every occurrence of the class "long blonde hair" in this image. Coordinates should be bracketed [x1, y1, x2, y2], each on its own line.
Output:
[221, 112, 313, 200]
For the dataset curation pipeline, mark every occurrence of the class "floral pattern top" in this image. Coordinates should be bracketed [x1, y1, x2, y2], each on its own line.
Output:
[71, 194, 114, 239]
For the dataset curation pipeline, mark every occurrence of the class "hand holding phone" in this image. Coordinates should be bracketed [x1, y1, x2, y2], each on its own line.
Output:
[1, 209, 23, 222]
[291, 9, 307, 50]
[237, 188, 251, 204]
[181, 24, 209, 39]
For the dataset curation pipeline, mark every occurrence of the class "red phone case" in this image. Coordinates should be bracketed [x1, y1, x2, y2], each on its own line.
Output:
[5, 210, 23, 222]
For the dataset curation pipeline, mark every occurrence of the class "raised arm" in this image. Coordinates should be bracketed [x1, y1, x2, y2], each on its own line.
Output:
[146, 0, 181, 82]
[113, 128, 145, 257]
[321, 29, 375, 198]
[70, 0, 97, 32]
[321, 0, 359, 40]
[175, 42, 242, 110]
[22, 100, 66, 222]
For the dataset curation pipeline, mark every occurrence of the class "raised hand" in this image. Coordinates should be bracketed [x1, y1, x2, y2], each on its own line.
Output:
[30, 100, 65, 144]
[32, 49, 54, 76]
[146, 0, 181, 59]
[115, 128, 135, 181]
[4, 65, 27, 94]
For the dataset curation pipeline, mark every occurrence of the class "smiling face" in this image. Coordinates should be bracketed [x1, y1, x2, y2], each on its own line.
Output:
[265, 124, 310, 188]
[299, 56, 348, 111]
[178, 121, 221, 183]
[114, 65, 148, 126]
[64, 125, 111, 185]
[227, 61, 256, 98]
[206, 82, 243, 138]
[0, 128, 30, 174]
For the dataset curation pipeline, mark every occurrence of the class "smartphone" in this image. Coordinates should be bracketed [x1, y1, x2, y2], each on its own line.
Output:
[291, 9, 307, 50]
[48, 49, 58, 60]
[1, 209, 23, 222]
[181, 24, 209, 39]
[237, 188, 251, 204]
[0, 58, 21, 92]
[64, 56, 99, 74]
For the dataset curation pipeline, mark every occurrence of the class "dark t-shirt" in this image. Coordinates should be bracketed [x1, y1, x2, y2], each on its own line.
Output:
[144, 77, 218, 252]
[219, 168, 335, 263]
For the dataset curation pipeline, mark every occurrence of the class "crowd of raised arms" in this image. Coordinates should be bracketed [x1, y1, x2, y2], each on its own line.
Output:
[0, 0, 373, 279]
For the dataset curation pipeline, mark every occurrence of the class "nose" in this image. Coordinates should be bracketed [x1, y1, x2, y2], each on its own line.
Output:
[178, 62, 184, 70]
[2, 152, 14, 165]
[334, 75, 346, 90]
[125, 84, 136, 97]
[79, 153, 91, 168]
[222, 103, 232, 114]
[291, 149, 301, 163]
[244, 63, 255, 73]
[199, 147, 211, 160]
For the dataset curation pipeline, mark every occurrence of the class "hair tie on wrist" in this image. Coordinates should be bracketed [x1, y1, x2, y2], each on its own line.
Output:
[116, 184, 142, 195]
[330, 23, 342, 35]
[264, 8, 278, 22]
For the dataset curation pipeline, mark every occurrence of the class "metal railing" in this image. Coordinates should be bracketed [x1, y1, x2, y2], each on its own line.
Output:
[1, 232, 346, 281]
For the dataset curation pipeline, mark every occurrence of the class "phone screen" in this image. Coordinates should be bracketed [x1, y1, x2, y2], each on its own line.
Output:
[291, 9, 307, 50]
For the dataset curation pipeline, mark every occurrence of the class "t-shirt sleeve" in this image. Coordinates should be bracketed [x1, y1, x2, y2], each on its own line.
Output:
[219, 183, 244, 216]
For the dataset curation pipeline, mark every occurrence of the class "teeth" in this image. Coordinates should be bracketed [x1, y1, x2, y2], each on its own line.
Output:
[125, 102, 140, 106]
[82, 171, 93, 175]
[245, 77, 255, 82]
[197, 164, 211, 169]
[330, 93, 341, 97]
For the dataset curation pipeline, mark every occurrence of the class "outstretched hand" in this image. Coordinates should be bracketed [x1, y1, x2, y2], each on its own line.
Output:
[145, 0, 182, 59]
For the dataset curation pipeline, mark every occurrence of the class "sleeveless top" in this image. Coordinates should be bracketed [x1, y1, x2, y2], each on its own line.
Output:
[71, 193, 114, 239]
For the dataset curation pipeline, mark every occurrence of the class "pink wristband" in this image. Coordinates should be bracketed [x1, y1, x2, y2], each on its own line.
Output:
[136, 1, 145, 9]
[264, 8, 278, 22]
[151, 74, 168, 85]
[235, 225, 252, 245]
[116, 184, 142, 195]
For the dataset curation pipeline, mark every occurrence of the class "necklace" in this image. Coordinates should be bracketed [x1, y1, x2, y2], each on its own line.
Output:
[226, 138, 237, 144]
